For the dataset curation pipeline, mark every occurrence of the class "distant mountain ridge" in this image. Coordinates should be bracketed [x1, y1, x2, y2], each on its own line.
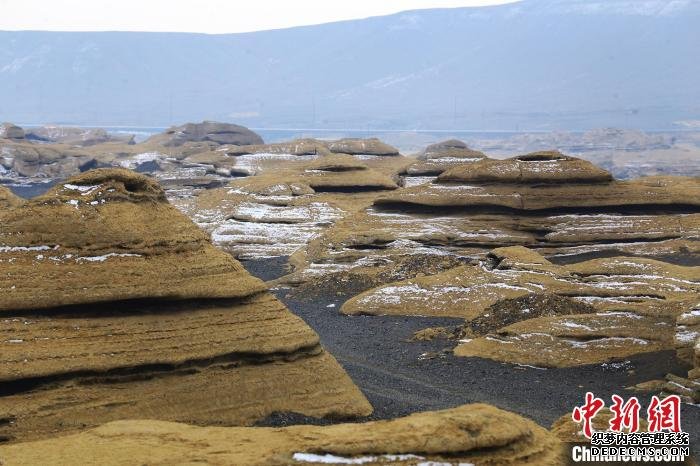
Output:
[1, 0, 698, 130]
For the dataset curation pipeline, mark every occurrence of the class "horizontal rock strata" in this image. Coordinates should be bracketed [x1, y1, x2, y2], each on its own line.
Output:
[0, 404, 565, 465]
[0, 169, 371, 442]
[341, 246, 699, 367]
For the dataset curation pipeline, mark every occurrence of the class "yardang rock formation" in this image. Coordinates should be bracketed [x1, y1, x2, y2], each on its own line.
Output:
[0, 169, 371, 442]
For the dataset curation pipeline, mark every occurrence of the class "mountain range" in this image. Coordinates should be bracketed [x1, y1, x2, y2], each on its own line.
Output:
[1, 0, 698, 130]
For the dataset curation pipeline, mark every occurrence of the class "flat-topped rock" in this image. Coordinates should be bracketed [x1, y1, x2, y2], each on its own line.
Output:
[462, 293, 596, 337]
[225, 138, 329, 156]
[377, 175, 700, 211]
[438, 151, 613, 184]
[420, 139, 486, 161]
[0, 404, 565, 465]
[301, 154, 399, 191]
[406, 139, 488, 176]
[0, 140, 90, 179]
[147, 121, 264, 147]
[455, 311, 673, 367]
[325, 137, 400, 156]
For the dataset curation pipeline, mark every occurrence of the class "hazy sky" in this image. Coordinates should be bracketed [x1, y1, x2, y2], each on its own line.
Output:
[0, 0, 520, 34]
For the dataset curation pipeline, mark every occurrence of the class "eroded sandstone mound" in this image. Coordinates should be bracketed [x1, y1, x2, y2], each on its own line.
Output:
[341, 247, 699, 367]
[224, 137, 400, 158]
[0, 169, 371, 443]
[295, 154, 699, 286]
[0, 404, 565, 465]
[438, 150, 612, 184]
[147, 121, 264, 147]
[178, 155, 402, 260]
[405, 139, 488, 176]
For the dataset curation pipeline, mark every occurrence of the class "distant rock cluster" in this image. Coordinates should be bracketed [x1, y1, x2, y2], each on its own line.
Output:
[1, 121, 698, 459]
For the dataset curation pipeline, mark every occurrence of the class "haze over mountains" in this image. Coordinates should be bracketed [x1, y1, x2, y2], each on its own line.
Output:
[1, 0, 698, 130]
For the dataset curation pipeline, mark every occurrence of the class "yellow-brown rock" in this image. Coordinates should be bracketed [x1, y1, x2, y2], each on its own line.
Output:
[438, 150, 612, 184]
[0, 186, 22, 208]
[0, 169, 372, 443]
[405, 139, 487, 176]
[341, 247, 699, 368]
[0, 404, 565, 465]
[0, 169, 265, 311]
[179, 155, 400, 259]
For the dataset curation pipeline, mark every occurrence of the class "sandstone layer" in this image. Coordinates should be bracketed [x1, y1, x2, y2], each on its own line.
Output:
[404, 139, 487, 176]
[0, 404, 565, 465]
[294, 154, 699, 288]
[146, 121, 264, 147]
[176, 154, 405, 260]
[341, 246, 699, 368]
[0, 169, 371, 443]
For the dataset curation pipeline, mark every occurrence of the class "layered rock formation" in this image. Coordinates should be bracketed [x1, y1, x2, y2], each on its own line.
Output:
[404, 139, 487, 177]
[326, 137, 399, 157]
[0, 169, 371, 442]
[660, 303, 700, 403]
[146, 121, 264, 147]
[341, 246, 699, 367]
[177, 154, 403, 260]
[0, 404, 565, 465]
[294, 153, 699, 288]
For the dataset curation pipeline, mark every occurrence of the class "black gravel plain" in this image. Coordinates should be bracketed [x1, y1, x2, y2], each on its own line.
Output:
[241, 259, 700, 460]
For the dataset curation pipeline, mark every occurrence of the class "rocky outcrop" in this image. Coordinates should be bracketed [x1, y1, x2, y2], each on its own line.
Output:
[0, 169, 371, 442]
[405, 139, 487, 176]
[25, 126, 135, 146]
[438, 150, 612, 184]
[340, 247, 699, 367]
[225, 138, 329, 157]
[147, 121, 264, 147]
[301, 154, 399, 192]
[0, 404, 565, 465]
[226, 138, 400, 157]
[0, 140, 92, 179]
[177, 155, 402, 260]
[659, 303, 700, 403]
[462, 293, 596, 337]
[295, 155, 699, 286]
[0, 122, 25, 140]
[326, 138, 400, 156]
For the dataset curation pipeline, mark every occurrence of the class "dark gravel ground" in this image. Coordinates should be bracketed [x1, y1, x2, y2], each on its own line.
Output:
[241, 259, 700, 459]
